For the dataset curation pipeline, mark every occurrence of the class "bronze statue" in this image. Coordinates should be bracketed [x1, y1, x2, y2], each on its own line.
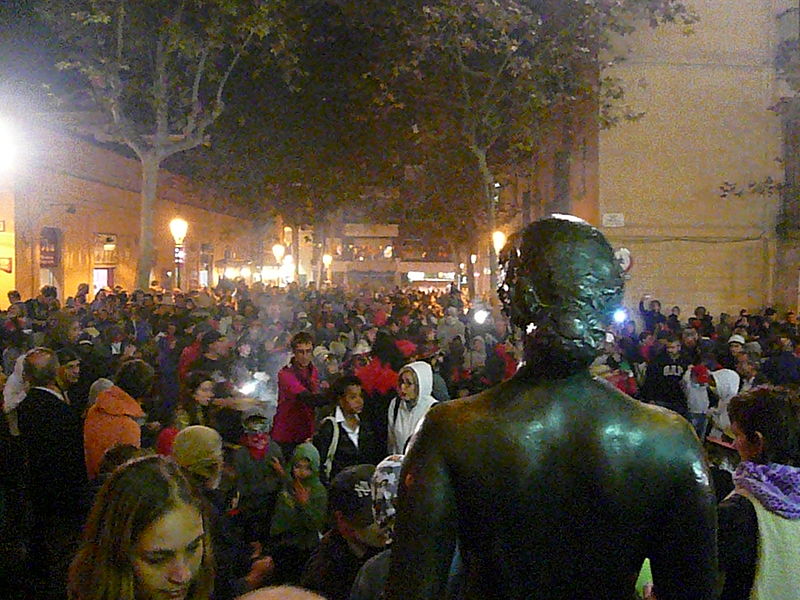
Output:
[387, 216, 718, 600]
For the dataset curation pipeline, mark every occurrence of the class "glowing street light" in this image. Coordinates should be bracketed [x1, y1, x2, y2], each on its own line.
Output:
[169, 218, 189, 290]
[272, 243, 285, 264]
[492, 230, 507, 255]
[322, 253, 333, 284]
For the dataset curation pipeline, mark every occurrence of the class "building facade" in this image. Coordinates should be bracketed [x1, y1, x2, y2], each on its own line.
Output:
[598, 0, 796, 315]
[0, 124, 263, 305]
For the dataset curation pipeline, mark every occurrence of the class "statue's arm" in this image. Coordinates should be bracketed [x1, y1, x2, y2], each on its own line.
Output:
[647, 423, 720, 600]
[386, 409, 458, 600]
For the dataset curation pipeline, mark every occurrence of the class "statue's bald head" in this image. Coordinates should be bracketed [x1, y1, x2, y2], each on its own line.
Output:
[498, 215, 623, 377]
[236, 587, 326, 600]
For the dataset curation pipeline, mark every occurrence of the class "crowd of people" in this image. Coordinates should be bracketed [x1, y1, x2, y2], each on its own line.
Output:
[0, 279, 798, 600]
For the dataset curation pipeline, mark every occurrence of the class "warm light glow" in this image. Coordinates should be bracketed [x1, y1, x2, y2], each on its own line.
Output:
[322, 253, 333, 267]
[407, 271, 425, 282]
[492, 230, 507, 254]
[283, 254, 294, 265]
[272, 243, 285, 263]
[224, 266, 238, 279]
[0, 118, 16, 173]
[470, 254, 477, 264]
[169, 218, 188, 245]
[240, 266, 252, 278]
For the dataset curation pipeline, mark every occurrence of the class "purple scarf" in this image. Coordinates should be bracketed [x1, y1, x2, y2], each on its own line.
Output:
[734, 461, 800, 520]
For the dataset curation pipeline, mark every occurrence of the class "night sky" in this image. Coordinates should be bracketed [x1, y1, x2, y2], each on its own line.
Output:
[0, 0, 65, 114]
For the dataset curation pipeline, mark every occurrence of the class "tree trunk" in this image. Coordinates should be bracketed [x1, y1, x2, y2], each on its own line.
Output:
[137, 154, 160, 289]
[292, 225, 301, 282]
[317, 224, 327, 289]
[473, 146, 497, 294]
[467, 252, 476, 300]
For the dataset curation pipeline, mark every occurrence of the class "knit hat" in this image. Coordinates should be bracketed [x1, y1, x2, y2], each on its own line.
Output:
[329, 464, 376, 527]
[691, 364, 710, 385]
[172, 426, 223, 481]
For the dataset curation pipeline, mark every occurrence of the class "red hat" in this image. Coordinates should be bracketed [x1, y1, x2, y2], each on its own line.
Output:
[691, 364, 710, 385]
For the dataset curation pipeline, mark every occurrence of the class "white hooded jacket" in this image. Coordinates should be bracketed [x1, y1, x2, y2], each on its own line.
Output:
[708, 368, 740, 438]
[388, 361, 438, 454]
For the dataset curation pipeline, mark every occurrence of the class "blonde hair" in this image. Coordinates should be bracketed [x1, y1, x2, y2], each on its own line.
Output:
[68, 455, 214, 600]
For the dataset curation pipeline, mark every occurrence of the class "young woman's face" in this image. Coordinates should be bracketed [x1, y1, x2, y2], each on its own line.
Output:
[193, 380, 215, 406]
[132, 502, 205, 600]
[398, 370, 418, 403]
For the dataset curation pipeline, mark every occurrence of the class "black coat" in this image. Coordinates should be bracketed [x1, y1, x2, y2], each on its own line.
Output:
[17, 387, 88, 520]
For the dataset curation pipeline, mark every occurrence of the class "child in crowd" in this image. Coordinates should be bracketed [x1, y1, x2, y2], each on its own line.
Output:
[234, 406, 285, 544]
[270, 443, 328, 585]
[314, 375, 378, 484]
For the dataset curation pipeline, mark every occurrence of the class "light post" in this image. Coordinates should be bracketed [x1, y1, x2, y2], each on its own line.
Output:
[169, 218, 188, 290]
[490, 230, 507, 294]
[272, 243, 286, 285]
[468, 253, 478, 298]
[322, 253, 333, 285]
[272, 243, 285, 264]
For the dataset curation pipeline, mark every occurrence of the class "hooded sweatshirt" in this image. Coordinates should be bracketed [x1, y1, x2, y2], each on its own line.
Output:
[708, 368, 741, 439]
[83, 385, 144, 480]
[387, 361, 438, 454]
[270, 442, 328, 550]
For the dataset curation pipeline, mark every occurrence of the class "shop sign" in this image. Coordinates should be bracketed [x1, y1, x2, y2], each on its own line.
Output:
[40, 227, 60, 267]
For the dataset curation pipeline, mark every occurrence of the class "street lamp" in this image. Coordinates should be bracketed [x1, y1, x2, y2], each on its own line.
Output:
[272, 243, 285, 264]
[492, 230, 507, 255]
[322, 253, 333, 284]
[169, 218, 188, 290]
[0, 118, 16, 173]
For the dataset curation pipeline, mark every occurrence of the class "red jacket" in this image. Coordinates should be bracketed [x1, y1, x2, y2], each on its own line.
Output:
[271, 361, 320, 444]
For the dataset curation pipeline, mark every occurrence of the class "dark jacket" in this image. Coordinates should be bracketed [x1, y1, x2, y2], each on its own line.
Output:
[762, 351, 800, 385]
[301, 529, 378, 600]
[313, 413, 380, 485]
[17, 387, 88, 520]
[718, 492, 757, 600]
[638, 301, 666, 333]
[641, 350, 690, 416]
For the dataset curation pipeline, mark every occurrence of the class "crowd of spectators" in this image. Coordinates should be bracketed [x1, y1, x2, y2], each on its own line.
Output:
[0, 280, 798, 600]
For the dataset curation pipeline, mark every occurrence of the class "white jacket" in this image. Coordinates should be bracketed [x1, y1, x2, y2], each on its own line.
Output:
[387, 361, 438, 454]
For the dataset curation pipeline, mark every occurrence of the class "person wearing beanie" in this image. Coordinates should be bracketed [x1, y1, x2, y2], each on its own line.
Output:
[172, 425, 224, 491]
[174, 425, 275, 599]
[682, 364, 711, 439]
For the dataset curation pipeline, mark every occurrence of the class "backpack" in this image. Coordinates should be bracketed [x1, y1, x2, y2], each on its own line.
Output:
[320, 415, 340, 481]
